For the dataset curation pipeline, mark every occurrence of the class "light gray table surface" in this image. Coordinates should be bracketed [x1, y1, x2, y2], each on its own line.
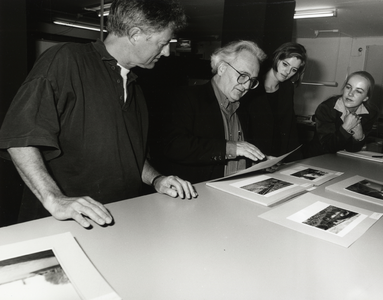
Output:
[1, 154, 382, 300]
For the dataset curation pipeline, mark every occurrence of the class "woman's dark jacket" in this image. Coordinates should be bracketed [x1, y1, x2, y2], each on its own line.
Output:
[304, 95, 379, 157]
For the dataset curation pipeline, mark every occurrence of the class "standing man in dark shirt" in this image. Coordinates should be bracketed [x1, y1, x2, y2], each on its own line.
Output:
[0, 0, 197, 228]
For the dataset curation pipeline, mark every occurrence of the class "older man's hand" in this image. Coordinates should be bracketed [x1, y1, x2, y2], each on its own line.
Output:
[153, 175, 198, 199]
[236, 141, 265, 161]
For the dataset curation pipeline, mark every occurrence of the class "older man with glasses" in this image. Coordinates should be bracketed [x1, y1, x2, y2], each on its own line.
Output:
[160, 40, 267, 184]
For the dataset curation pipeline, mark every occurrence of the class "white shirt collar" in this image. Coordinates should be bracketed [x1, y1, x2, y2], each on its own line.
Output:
[334, 98, 369, 122]
[118, 64, 130, 103]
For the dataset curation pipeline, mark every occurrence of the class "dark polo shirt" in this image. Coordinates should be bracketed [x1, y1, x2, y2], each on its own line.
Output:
[0, 40, 149, 221]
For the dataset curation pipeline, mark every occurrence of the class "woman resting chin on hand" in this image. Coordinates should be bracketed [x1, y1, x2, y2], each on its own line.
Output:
[304, 71, 379, 158]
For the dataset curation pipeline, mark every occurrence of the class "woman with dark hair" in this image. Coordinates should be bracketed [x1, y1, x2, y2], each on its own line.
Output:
[304, 71, 379, 157]
[239, 42, 307, 162]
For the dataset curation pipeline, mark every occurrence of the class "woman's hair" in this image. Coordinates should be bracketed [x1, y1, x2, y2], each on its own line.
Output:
[107, 0, 187, 36]
[342, 71, 375, 100]
[271, 42, 307, 85]
[210, 40, 267, 74]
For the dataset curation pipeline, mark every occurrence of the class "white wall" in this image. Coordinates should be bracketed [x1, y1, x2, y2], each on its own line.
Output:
[294, 36, 383, 116]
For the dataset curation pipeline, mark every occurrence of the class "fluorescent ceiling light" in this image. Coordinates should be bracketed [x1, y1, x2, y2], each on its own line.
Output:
[294, 9, 337, 19]
[54, 21, 107, 32]
[84, 3, 112, 17]
[301, 81, 338, 87]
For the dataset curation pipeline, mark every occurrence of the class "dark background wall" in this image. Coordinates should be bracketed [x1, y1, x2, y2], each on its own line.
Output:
[222, 0, 295, 56]
[0, 0, 28, 226]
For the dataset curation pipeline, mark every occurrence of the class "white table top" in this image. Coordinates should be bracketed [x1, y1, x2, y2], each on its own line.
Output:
[1, 154, 383, 300]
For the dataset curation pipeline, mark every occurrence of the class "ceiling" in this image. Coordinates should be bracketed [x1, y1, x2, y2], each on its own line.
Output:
[27, 0, 383, 39]
[293, 0, 383, 38]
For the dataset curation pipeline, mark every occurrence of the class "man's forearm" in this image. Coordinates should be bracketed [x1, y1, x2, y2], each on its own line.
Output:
[8, 147, 64, 205]
[141, 159, 161, 186]
[8, 147, 114, 227]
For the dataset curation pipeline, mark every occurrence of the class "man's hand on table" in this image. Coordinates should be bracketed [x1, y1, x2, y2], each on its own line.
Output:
[43, 195, 113, 228]
[152, 175, 198, 199]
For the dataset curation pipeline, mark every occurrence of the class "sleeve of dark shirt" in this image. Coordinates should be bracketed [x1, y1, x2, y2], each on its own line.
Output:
[0, 45, 65, 160]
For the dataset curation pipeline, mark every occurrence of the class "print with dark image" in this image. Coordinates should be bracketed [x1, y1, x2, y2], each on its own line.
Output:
[291, 168, 327, 181]
[346, 179, 383, 200]
[0, 250, 81, 300]
[241, 178, 292, 195]
[303, 205, 358, 231]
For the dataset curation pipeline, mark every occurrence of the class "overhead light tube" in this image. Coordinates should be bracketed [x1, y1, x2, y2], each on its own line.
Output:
[294, 9, 337, 19]
[53, 21, 107, 32]
[84, 3, 111, 17]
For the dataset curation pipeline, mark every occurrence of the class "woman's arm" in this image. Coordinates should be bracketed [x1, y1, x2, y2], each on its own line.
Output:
[344, 109, 379, 152]
[315, 101, 354, 153]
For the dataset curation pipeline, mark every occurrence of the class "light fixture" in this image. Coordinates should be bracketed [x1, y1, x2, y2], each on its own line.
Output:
[301, 81, 338, 87]
[294, 9, 337, 19]
[53, 21, 107, 32]
[314, 29, 339, 37]
[84, 3, 112, 17]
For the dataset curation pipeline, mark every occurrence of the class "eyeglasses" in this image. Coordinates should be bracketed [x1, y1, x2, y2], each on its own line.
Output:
[225, 62, 259, 89]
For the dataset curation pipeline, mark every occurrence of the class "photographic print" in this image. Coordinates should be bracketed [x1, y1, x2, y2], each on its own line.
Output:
[326, 175, 383, 207]
[240, 178, 293, 197]
[287, 201, 365, 237]
[346, 179, 383, 200]
[291, 168, 327, 181]
[0, 232, 121, 300]
[337, 150, 383, 163]
[302, 205, 359, 234]
[275, 164, 342, 186]
[0, 250, 82, 300]
[260, 194, 378, 247]
[207, 173, 308, 207]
